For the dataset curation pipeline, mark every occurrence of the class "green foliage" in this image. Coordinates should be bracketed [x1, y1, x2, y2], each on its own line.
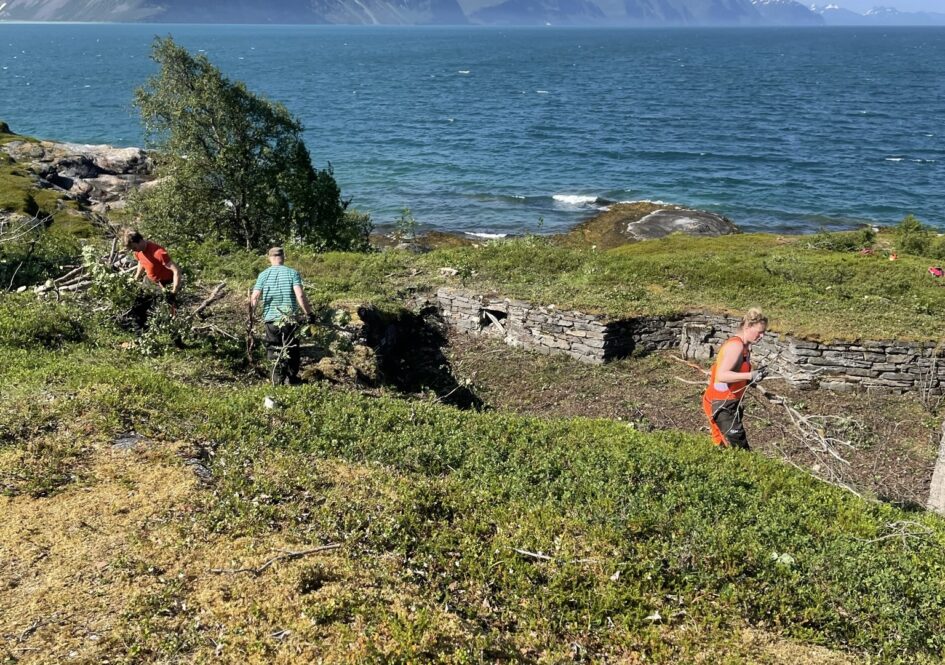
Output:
[393, 207, 419, 244]
[132, 37, 362, 252]
[894, 214, 945, 259]
[0, 292, 86, 348]
[4, 341, 945, 659]
[0, 226, 80, 290]
[82, 246, 194, 356]
[807, 225, 875, 252]
[83, 245, 139, 315]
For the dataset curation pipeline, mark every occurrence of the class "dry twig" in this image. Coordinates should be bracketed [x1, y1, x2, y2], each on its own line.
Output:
[192, 281, 227, 319]
[210, 543, 341, 576]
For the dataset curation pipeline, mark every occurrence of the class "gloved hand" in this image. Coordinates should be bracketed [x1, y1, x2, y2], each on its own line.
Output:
[751, 366, 768, 383]
[306, 312, 317, 325]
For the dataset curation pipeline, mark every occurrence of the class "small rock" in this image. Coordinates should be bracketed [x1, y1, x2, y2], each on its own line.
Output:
[439, 267, 459, 277]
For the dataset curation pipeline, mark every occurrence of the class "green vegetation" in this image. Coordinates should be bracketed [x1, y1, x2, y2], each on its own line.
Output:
[1, 317, 945, 661]
[132, 37, 369, 252]
[4, 102, 945, 657]
[244, 225, 943, 342]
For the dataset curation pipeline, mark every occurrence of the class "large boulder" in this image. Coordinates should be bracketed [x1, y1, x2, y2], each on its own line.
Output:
[559, 201, 739, 249]
[624, 207, 738, 241]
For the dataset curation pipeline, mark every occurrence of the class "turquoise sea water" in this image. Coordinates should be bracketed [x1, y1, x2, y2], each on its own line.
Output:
[1, 24, 943, 234]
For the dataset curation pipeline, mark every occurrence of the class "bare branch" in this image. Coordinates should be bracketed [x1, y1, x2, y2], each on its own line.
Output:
[209, 543, 341, 576]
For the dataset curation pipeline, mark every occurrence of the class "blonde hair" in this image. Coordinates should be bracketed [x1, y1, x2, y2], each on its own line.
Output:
[741, 307, 768, 329]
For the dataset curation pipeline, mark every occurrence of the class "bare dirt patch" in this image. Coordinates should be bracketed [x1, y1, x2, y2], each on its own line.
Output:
[441, 332, 939, 507]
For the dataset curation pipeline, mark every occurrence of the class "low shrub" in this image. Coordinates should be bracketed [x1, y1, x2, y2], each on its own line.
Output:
[895, 214, 941, 258]
[0, 292, 86, 348]
[806, 226, 875, 252]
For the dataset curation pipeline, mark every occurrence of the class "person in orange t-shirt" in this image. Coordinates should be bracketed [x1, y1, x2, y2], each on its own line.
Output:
[121, 229, 182, 328]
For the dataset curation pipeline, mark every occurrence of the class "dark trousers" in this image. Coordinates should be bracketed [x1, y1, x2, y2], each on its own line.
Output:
[710, 399, 750, 450]
[129, 283, 177, 332]
[264, 321, 301, 385]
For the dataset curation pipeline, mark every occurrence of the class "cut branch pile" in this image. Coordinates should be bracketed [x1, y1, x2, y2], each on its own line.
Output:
[32, 253, 136, 296]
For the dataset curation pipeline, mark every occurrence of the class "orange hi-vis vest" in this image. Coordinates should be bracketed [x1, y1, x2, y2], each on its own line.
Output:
[705, 337, 752, 402]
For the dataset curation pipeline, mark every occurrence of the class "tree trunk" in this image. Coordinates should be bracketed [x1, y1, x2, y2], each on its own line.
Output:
[926, 420, 945, 515]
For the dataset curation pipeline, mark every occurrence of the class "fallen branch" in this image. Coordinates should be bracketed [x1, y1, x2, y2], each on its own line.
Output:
[668, 354, 709, 375]
[512, 547, 553, 561]
[54, 266, 85, 284]
[193, 281, 227, 319]
[484, 310, 506, 335]
[192, 323, 239, 341]
[54, 280, 93, 293]
[210, 543, 341, 576]
[859, 520, 933, 546]
[106, 237, 118, 267]
[672, 354, 861, 494]
[246, 299, 257, 366]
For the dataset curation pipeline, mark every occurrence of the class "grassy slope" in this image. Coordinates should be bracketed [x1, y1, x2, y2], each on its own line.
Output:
[2, 311, 945, 662]
[252, 232, 945, 342]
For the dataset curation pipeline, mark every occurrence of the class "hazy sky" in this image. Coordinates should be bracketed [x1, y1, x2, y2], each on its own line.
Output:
[833, 0, 945, 11]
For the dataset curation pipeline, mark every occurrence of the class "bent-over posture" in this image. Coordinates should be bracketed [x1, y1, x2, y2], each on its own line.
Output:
[122, 228, 182, 329]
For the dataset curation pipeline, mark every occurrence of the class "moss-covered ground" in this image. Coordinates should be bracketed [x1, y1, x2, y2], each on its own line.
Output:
[0, 122, 93, 234]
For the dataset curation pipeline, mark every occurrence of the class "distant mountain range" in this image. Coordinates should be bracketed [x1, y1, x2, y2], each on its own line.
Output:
[1, 0, 943, 26]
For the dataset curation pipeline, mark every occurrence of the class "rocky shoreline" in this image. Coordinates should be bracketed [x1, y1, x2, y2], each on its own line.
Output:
[1, 125, 741, 248]
[1, 132, 154, 219]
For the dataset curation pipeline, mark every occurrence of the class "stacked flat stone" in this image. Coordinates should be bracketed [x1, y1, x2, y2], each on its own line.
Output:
[437, 287, 945, 396]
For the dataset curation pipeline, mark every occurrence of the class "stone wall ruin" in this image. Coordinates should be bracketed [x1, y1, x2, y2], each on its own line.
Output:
[436, 287, 945, 396]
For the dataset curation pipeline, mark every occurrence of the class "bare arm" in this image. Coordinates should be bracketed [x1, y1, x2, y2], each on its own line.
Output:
[165, 259, 182, 294]
[133, 264, 144, 282]
[715, 342, 752, 384]
[293, 284, 312, 318]
[249, 288, 261, 312]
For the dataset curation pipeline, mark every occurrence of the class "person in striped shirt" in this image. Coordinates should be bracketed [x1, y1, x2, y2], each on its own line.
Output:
[250, 247, 314, 385]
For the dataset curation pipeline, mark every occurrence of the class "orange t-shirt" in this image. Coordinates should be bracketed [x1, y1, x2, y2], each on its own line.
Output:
[134, 241, 174, 284]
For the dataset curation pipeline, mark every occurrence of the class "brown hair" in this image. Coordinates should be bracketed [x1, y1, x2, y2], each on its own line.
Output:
[121, 228, 143, 248]
[741, 307, 768, 329]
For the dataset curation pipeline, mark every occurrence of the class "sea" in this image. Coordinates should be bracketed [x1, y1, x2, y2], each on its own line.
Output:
[1, 23, 943, 236]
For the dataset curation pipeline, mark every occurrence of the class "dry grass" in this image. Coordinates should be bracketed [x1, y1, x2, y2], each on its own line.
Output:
[0, 436, 865, 664]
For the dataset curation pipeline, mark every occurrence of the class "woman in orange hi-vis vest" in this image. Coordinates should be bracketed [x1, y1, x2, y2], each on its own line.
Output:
[702, 308, 769, 450]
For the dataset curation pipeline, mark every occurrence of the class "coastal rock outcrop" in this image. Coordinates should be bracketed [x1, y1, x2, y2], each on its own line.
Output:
[561, 201, 738, 249]
[2, 138, 154, 213]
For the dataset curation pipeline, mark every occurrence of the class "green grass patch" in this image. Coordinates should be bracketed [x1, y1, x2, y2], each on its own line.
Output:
[134, 230, 945, 342]
[2, 337, 945, 660]
[412, 232, 945, 341]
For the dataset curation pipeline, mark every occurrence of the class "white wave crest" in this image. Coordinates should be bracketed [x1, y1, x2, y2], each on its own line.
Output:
[618, 199, 670, 206]
[885, 157, 904, 162]
[553, 194, 598, 206]
[464, 232, 507, 239]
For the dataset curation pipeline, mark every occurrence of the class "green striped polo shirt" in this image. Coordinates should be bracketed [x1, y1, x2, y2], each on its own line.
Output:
[253, 265, 303, 323]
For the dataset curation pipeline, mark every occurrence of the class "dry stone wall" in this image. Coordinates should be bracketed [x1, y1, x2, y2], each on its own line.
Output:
[436, 287, 945, 396]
